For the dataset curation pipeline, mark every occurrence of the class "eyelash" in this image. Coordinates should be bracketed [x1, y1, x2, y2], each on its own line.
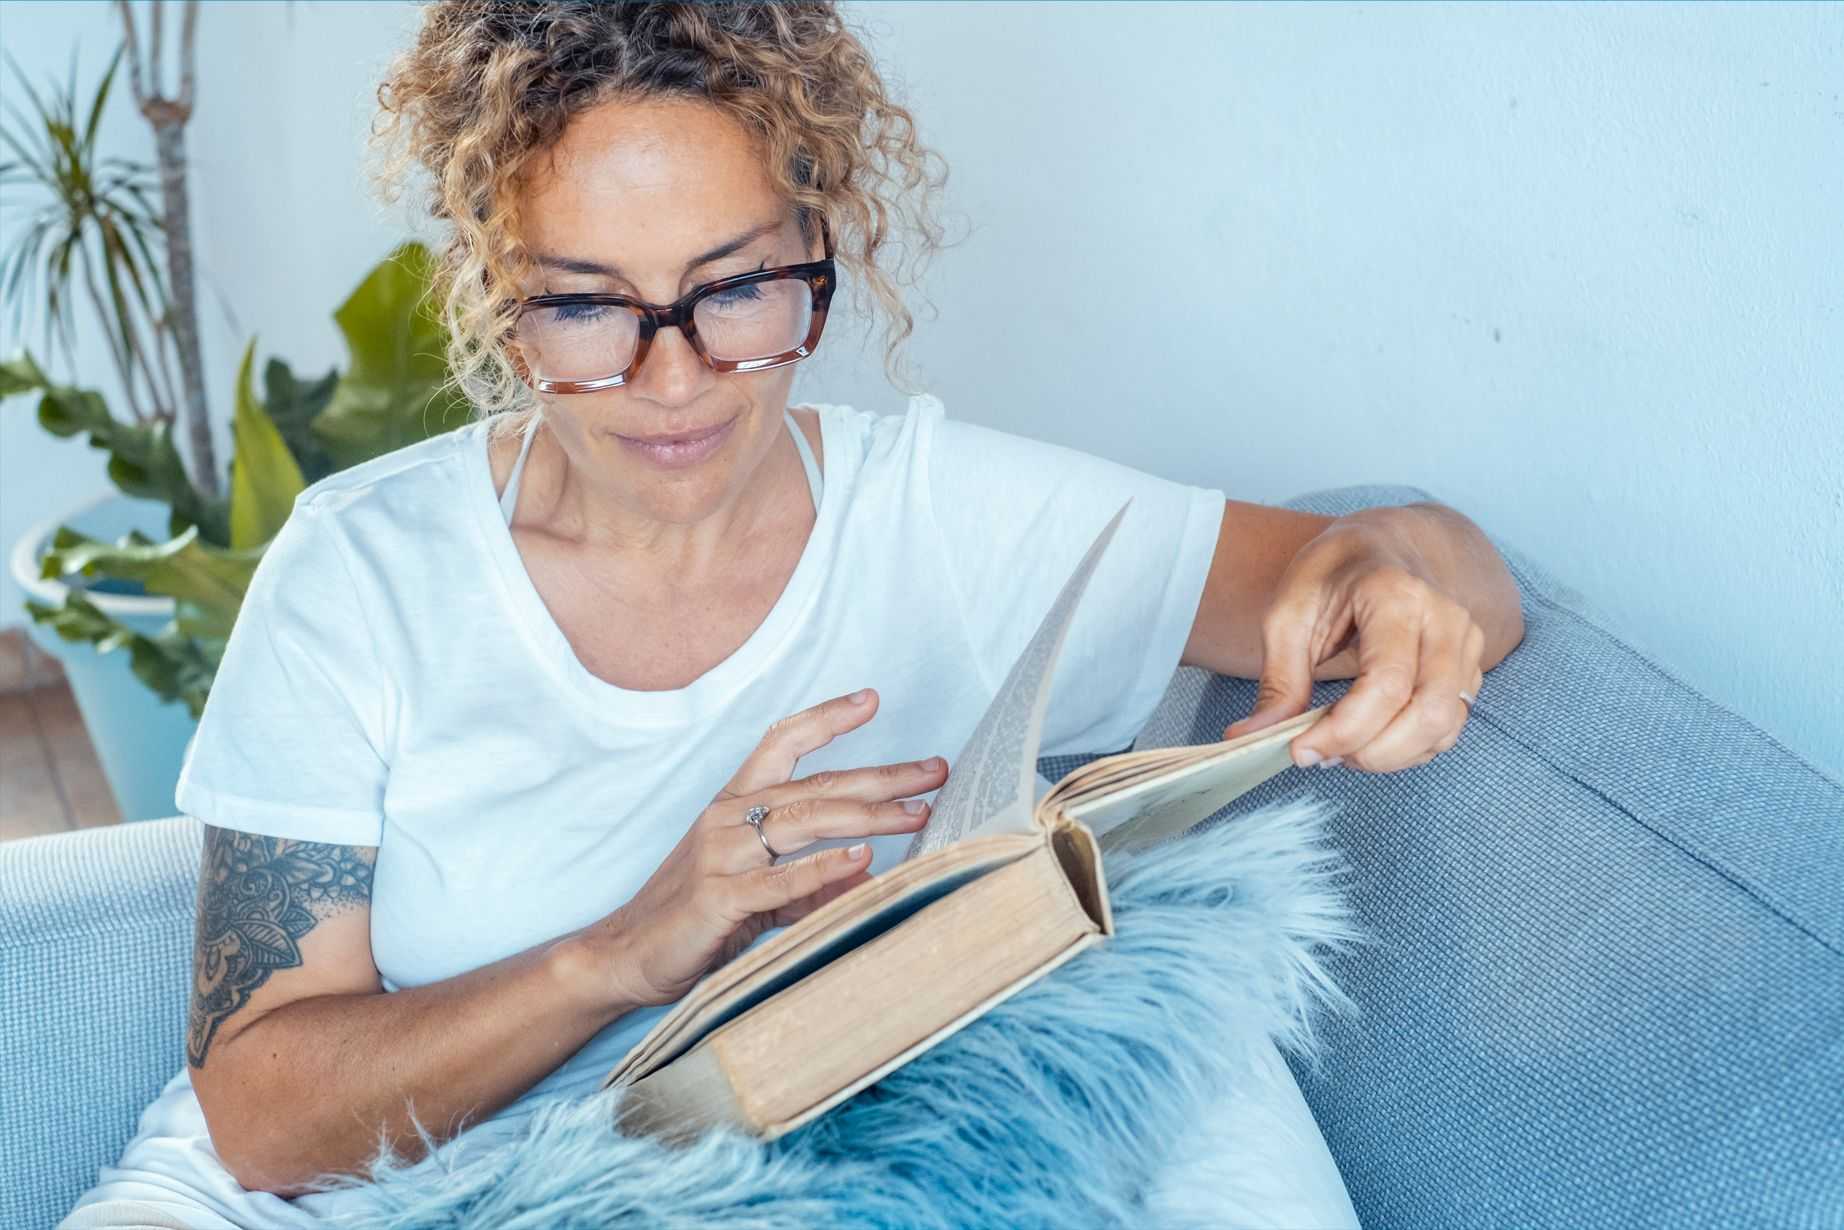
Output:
[552, 257, 772, 304]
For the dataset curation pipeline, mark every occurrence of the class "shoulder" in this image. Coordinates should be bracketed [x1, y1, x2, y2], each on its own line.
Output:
[241, 422, 481, 623]
[801, 392, 1149, 517]
[280, 420, 480, 559]
[293, 420, 476, 519]
[795, 392, 949, 481]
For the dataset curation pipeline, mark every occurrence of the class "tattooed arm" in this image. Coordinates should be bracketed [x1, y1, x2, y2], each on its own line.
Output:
[185, 825, 645, 1197]
[187, 693, 939, 1194]
[186, 827, 378, 1069]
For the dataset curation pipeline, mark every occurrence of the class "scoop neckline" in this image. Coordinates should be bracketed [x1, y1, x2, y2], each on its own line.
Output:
[461, 405, 851, 727]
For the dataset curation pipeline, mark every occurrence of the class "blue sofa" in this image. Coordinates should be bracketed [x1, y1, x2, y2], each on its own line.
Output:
[5, 484, 1840, 1229]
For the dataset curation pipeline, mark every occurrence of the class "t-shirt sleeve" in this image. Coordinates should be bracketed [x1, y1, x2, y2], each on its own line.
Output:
[917, 397, 1227, 758]
[174, 495, 393, 846]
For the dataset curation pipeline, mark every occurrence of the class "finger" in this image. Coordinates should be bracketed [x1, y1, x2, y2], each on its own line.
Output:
[734, 797, 930, 868]
[727, 843, 874, 917]
[1291, 594, 1422, 766]
[1352, 655, 1480, 772]
[753, 756, 950, 809]
[1401, 658, 1481, 768]
[718, 689, 879, 800]
[1223, 602, 1320, 740]
[1462, 626, 1486, 702]
[1345, 609, 1478, 772]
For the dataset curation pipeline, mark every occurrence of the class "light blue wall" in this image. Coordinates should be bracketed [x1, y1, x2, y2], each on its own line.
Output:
[3, 2, 1838, 777]
[805, 1, 1844, 778]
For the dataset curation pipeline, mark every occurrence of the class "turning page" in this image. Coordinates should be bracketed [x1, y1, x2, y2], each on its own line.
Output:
[904, 501, 1132, 860]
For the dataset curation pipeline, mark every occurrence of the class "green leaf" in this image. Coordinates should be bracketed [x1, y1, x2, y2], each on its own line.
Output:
[228, 338, 306, 549]
[171, 596, 229, 643]
[313, 241, 472, 467]
[79, 45, 121, 157]
[22, 590, 219, 718]
[261, 356, 339, 485]
[39, 521, 261, 640]
[0, 350, 46, 396]
[1, 44, 171, 395]
[3, 347, 227, 540]
[33, 377, 108, 437]
[22, 593, 114, 643]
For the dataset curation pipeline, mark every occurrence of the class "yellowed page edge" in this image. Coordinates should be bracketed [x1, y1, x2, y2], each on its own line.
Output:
[606, 832, 1040, 1087]
[761, 930, 1105, 1140]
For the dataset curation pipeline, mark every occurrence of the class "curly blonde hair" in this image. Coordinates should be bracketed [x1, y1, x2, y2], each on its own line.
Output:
[365, 0, 951, 437]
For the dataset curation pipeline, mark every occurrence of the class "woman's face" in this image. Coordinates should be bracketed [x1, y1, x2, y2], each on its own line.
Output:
[512, 97, 822, 528]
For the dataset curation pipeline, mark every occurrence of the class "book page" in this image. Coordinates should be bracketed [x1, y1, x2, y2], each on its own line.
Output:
[905, 501, 1132, 860]
[1067, 706, 1328, 850]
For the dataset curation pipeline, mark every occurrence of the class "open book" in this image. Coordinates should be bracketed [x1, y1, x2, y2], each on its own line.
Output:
[603, 501, 1329, 1142]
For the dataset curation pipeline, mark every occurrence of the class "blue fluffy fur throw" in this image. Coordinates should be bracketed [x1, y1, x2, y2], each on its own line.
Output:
[312, 795, 1359, 1229]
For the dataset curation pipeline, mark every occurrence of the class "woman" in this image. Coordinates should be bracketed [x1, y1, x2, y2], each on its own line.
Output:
[62, 3, 1523, 1227]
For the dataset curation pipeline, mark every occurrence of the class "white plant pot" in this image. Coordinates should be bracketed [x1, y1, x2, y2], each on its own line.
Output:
[8, 491, 202, 823]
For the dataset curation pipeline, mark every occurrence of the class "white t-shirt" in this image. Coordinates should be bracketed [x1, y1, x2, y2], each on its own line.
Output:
[66, 393, 1349, 1229]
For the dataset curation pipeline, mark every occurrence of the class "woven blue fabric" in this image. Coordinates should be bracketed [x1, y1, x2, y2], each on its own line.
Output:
[1123, 484, 1844, 1229]
[5, 482, 1839, 1229]
[0, 816, 203, 1230]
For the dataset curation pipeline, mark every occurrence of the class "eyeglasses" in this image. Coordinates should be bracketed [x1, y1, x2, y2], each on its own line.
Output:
[509, 217, 836, 394]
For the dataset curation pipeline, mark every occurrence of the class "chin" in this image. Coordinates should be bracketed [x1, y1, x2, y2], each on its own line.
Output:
[620, 451, 752, 526]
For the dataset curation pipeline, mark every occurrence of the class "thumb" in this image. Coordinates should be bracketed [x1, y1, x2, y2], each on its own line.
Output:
[1223, 612, 1314, 740]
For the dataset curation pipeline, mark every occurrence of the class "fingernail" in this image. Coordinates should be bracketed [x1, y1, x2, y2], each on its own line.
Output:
[1316, 756, 1344, 770]
[918, 756, 945, 771]
[902, 800, 927, 814]
[849, 689, 870, 704]
[1296, 748, 1323, 767]
[846, 843, 868, 858]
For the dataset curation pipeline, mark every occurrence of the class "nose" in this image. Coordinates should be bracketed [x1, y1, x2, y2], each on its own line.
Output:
[627, 316, 712, 406]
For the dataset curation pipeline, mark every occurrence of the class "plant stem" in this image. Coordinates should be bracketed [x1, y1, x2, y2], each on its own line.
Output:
[116, 0, 217, 494]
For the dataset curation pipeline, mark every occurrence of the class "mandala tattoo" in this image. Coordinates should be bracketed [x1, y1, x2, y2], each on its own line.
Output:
[187, 826, 374, 1069]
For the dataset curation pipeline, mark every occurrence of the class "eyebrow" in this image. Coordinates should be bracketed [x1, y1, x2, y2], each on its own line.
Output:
[532, 218, 785, 281]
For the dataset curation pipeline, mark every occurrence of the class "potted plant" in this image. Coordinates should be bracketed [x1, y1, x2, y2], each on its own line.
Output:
[1, 36, 468, 822]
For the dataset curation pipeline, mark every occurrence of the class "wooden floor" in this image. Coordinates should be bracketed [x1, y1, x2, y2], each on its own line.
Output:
[0, 627, 120, 842]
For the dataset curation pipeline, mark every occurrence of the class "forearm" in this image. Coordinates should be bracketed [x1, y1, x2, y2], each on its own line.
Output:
[1316, 501, 1525, 673]
[208, 932, 628, 1197]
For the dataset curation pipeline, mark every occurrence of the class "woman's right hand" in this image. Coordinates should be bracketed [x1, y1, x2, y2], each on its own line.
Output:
[564, 688, 950, 1011]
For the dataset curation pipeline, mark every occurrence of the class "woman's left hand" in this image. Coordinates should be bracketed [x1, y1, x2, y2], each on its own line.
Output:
[1221, 525, 1488, 772]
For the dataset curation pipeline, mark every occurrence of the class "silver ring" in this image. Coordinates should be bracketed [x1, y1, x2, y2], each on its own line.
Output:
[744, 804, 781, 860]
[1458, 689, 1476, 707]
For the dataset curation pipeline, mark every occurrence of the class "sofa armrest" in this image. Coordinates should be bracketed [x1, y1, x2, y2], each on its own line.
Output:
[0, 815, 204, 1230]
[1127, 482, 1844, 1229]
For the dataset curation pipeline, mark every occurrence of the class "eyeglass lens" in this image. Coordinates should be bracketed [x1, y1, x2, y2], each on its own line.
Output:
[516, 279, 815, 384]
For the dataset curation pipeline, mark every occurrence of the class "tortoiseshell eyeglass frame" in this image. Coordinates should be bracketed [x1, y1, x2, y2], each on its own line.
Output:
[509, 216, 836, 394]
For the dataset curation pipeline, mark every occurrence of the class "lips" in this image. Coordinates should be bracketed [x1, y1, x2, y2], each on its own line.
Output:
[614, 415, 738, 468]
[619, 421, 730, 446]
